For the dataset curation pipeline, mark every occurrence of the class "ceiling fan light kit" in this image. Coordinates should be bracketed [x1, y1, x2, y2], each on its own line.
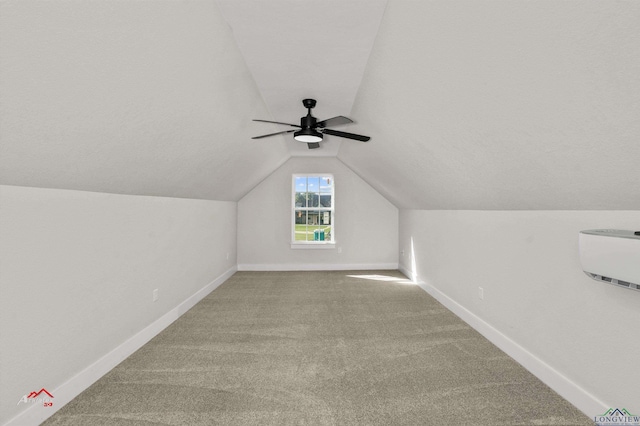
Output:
[253, 99, 370, 149]
[294, 128, 323, 143]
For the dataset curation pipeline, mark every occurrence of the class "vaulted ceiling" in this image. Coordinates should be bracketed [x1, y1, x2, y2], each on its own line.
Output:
[1, 0, 639, 209]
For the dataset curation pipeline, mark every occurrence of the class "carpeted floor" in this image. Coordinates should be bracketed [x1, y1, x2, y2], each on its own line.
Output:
[43, 271, 591, 425]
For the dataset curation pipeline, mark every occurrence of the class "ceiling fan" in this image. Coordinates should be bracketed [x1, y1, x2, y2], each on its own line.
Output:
[252, 99, 370, 149]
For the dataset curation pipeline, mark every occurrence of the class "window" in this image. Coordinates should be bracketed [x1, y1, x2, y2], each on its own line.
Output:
[292, 174, 334, 247]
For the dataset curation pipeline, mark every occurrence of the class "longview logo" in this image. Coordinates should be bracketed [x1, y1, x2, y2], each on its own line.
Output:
[595, 408, 640, 426]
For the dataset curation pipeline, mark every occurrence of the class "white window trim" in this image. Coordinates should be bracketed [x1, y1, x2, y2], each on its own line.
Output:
[291, 173, 336, 249]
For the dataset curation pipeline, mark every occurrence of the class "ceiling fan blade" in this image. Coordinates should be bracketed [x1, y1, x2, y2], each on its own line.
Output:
[316, 116, 353, 128]
[321, 128, 370, 142]
[307, 142, 321, 149]
[253, 119, 300, 128]
[252, 130, 296, 139]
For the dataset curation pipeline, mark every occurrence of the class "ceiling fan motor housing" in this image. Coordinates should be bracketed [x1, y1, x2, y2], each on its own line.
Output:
[301, 99, 318, 129]
[296, 98, 321, 142]
[301, 114, 317, 129]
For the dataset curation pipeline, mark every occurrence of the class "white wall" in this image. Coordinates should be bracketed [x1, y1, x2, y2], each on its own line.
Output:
[0, 185, 237, 425]
[238, 157, 398, 270]
[399, 209, 640, 417]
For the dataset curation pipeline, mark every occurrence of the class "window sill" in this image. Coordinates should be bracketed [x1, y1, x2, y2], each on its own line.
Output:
[290, 242, 336, 250]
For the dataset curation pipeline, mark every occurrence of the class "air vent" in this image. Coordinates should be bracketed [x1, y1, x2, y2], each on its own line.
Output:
[588, 274, 640, 291]
[579, 229, 640, 292]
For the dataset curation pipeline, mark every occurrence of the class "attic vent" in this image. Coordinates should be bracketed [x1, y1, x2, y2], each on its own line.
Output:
[588, 274, 640, 291]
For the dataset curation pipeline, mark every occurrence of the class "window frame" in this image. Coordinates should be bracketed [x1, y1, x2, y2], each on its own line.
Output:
[291, 174, 335, 249]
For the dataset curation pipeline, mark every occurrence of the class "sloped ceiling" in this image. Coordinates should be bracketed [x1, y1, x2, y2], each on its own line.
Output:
[1, 1, 639, 209]
[339, 0, 640, 209]
[216, 0, 386, 157]
[0, 0, 288, 201]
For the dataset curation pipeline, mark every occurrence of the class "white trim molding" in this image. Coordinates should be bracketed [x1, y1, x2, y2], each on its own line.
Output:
[292, 174, 335, 245]
[5, 266, 237, 426]
[238, 263, 399, 271]
[290, 242, 336, 250]
[398, 264, 608, 418]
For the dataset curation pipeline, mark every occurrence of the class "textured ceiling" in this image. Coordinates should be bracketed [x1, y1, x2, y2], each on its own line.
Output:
[0, 0, 288, 201]
[216, 0, 386, 157]
[339, 0, 640, 209]
[1, 0, 639, 209]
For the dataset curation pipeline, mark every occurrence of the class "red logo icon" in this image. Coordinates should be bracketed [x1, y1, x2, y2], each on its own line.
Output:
[27, 388, 54, 399]
[17, 388, 54, 407]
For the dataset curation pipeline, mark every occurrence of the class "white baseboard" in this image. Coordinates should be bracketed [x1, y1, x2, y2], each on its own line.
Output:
[399, 264, 607, 418]
[237, 263, 399, 271]
[8, 263, 602, 423]
[397, 264, 416, 282]
[4, 266, 237, 426]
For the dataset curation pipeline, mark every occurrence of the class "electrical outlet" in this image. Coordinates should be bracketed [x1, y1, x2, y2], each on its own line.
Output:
[401, 250, 405, 256]
[478, 287, 484, 300]
[337, 247, 342, 254]
[153, 289, 159, 302]
[226, 252, 230, 260]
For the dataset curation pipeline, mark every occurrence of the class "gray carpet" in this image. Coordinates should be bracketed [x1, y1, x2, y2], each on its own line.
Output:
[44, 271, 591, 425]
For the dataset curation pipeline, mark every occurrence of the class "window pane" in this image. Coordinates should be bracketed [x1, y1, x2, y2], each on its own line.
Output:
[320, 211, 332, 226]
[319, 194, 332, 208]
[305, 177, 319, 207]
[295, 176, 308, 192]
[294, 177, 307, 208]
[308, 192, 319, 207]
[319, 177, 332, 207]
[294, 211, 309, 241]
[306, 210, 331, 241]
[320, 176, 333, 193]
[295, 191, 307, 208]
[307, 177, 320, 193]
